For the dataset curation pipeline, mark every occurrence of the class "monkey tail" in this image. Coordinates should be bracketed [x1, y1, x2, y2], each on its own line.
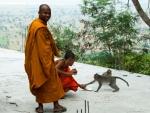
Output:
[115, 77, 129, 87]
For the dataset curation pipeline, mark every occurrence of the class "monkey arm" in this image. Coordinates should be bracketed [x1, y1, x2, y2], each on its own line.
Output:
[85, 80, 96, 86]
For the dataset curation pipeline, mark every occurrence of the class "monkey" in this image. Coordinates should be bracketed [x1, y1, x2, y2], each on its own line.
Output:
[101, 69, 112, 77]
[84, 73, 129, 92]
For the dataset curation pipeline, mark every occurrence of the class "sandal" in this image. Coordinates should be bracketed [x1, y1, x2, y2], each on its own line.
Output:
[53, 106, 67, 113]
[35, 107, 44, 113]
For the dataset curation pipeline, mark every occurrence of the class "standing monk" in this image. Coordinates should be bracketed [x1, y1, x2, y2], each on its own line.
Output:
[24, 4, 66, 113]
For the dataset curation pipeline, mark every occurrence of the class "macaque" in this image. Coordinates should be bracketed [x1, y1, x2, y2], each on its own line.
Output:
[101, 69, 112, 77]
[85, 73, 129, 92]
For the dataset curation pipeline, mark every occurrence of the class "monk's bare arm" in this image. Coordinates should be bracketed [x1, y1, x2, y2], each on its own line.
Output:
[55, 60, 73, 76]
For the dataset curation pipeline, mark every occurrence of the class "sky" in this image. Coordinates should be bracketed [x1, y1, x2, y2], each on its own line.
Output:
[0, 0, 148, 8]
[0, 0, 148, 17]
[0, 0, 81, 5]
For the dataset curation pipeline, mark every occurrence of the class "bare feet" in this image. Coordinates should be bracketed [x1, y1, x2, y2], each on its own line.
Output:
[53, 101, 67, 112]
[53, 106, 67, 112]
[35, 107, 43, 113]
[35, 103, 43, 113]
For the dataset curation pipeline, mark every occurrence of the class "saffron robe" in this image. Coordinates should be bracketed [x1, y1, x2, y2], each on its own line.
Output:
[24, 18, 64, 103]
[55, 60, 79, 92]
[59, 67, 79, 92]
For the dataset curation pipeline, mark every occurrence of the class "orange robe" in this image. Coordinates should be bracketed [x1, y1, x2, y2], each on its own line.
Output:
[58, 66, 79, 92]
[24, 18, 64, 103]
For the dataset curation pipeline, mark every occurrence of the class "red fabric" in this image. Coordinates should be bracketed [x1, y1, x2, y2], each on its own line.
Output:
[59, 68, 79, 92]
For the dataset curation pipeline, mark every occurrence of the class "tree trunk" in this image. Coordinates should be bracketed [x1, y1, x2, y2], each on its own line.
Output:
[132, 0, 150, 27]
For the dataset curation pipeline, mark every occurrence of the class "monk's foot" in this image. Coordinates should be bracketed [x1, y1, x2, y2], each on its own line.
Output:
[35, 107, 43, 113]
[53, 105, 67, 113]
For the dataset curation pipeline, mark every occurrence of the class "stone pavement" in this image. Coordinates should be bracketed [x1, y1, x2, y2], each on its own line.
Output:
[0, 48, 150, 113]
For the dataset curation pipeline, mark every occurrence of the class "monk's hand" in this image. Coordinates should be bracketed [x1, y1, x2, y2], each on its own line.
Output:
[72, 69, 77, 75]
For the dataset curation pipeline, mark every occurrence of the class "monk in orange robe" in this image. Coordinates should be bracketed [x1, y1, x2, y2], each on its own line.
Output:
[24, 4, 66, 113]
[55, 50, 86, 93]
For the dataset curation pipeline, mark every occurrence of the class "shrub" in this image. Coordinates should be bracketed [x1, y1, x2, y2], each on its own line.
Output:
[81, 51, 114, 68]
[124, 52, 150, 75]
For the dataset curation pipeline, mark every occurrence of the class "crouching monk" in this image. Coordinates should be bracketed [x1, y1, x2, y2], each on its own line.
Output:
[55, 51, 86, 94]
[24, 4, 66, 113]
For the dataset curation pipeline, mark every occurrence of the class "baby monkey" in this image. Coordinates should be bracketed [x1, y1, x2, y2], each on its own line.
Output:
[85, 70, 129, 92]
[101, 69, 112, 77]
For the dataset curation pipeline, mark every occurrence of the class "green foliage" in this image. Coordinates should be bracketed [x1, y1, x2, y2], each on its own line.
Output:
[124, 52, 150, 75]
[81, 51, 150, 75]
[80, 0, 138, 69]
[47, 0, 148, 76]
[0, 36, 9, 48]
[50, 24, 80, 58]
[82, 51, 114, 68]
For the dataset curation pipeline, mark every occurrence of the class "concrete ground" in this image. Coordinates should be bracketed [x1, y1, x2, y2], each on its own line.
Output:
[0, 48, 150, 113]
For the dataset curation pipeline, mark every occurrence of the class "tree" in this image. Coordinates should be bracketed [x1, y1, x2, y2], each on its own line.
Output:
[80, 0, 138, 69]
[50, 24, 80, 57]
[132, 0, 150, 27]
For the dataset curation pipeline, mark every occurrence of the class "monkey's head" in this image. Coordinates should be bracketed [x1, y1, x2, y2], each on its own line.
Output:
[107, 69, 112, 75]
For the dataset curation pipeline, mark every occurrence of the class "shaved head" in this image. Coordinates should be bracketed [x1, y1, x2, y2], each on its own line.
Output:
[39, 4, 51, 13]
[38, 4, 51, 23]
